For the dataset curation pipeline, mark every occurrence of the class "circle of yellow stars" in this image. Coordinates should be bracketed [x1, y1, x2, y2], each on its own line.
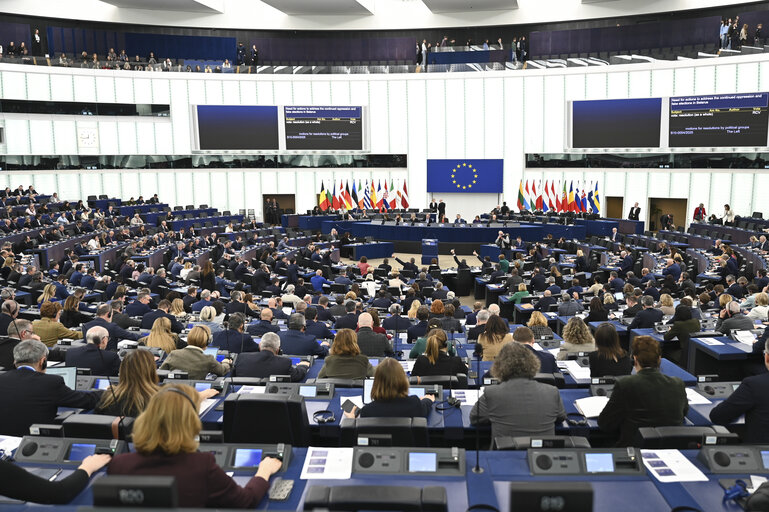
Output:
[451, 162, 478, 190]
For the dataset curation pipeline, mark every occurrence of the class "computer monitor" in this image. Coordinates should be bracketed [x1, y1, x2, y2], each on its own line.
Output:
[47, 367, 77, 389]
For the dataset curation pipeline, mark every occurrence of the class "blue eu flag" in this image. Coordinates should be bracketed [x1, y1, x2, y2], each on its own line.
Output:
[426, 159, 504, 193]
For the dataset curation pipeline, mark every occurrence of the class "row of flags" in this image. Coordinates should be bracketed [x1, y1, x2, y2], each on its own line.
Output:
[517, 180, 601, 214]
[318, 179, 410, 211]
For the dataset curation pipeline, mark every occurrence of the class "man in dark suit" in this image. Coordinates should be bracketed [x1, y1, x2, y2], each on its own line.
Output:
[211, 313, 259, 353]
[437, 200, 446, 219]
[0, 317, 32, 369]
[431, 282, 448, 301]
[467, 310, 489, 341]
[371, 290, 392, 309]
[225, 291, 257, 318]
[716, 300, 755, 335]
[246, 308, 280, 337]
[65, 325, 121, 376]
[407, 306, 430, 342]
[278, 313, 328, 357]
[0, 339, 102, 436]
[619, 251, 633, 276]
[711, 338, 769, 443]
[334, 301, 359, 330]
[328, 295, 347, 318]
[662, 259, 681, 282]
[622, 295, 642, 318]
[316, 296, 336, 323]
[232, 332, 310, 380]
[628, 202, 641, 221]
[110, 301, 141, 330]
[598, 336, 687, 446]
[513, 326, 559, 374]
[725, 275, 744, 300]
[125, 292, 152, 317]
[304, 307, 333, 340]
[534, 290, 557, 312]
[628, 296, 664, 330]
[530, 268, 547, 292]
[141, 299, 183, 333]
[82, 304, 141, 351]
[381, 304, 412, 332]
[356, 313, 393, 357]
[334, 268, 353, 287]
[394, 256, 419, 274]
[182, 287, 198, 312]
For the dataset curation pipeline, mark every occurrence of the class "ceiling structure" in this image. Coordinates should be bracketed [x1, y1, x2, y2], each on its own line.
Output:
[259, 0, 375, 15]
[99, 0, 224, 13]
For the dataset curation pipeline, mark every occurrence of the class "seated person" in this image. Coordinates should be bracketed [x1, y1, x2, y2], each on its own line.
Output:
[410, 318, 456, 358]
[233, 332, 309, 381]
[65, 325, 121, 376]
[32, 301, 81, 347]
[589, 323, 632, 378]
[557, 317, 596, 360]
[513, 326, 558, 374]
[470, 342, 566, 441]
[411, 328, 468, 378]
[478, 315, 513, 361]
[343, 358, 434, 418]
[107, 384, 283, 508]
[317, 329, 374, 380]
[96, 349, 160, 417]
[598, 336, 688, 446]
[160, 325, 232, 380]
[526, 311, 554, 338]
[584, 297, 609, 324]
[710, 337, 769, 443]
[716, 300, 755, 334]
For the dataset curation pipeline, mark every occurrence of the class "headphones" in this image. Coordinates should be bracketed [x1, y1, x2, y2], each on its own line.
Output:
[162, 387, 197, 410]
[565, 412, 589, 427]
[312, 409, 335, 424]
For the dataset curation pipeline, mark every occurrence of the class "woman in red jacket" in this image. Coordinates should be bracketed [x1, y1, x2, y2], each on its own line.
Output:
[108, 384, 282, 508]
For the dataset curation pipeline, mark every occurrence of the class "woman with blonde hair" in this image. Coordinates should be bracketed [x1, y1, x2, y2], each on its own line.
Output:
[140, 316, 182, 354]
[317, 328, 374, 379]
[60, 294, 91, 328]
[659, 294, 675, 316]
[160, 325, 231, 380]
[748, 292, 769, 321]
[107, 384, 283, 508]
[558, 317, 596, 360]
[96, 349, 161, 417]
[37, 283, 57, 304]
[169, 298, 187, 319]
[407, 300, 421, 319]
[510, 282, 530, 304]
[0, 256, 14, 279]
[179, 261, 193, 281]
[526, 310, 553, 338]
[603, 292, 618, 311]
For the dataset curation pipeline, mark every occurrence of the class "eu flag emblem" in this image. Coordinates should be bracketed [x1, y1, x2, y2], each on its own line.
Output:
[427, 159, 503, 193]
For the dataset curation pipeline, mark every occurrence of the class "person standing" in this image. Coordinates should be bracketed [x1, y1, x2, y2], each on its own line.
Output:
[32, 29, 41, 56]
[251, 45, 259, 66]
[628, 202, 641, 221]
[437, 199, 446, 219]
[693, 203, 706, 222]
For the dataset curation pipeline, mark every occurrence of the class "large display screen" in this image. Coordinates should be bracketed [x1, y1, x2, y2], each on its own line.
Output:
[196, 105, 279, 150]
[284, 106, 363, 150]
[669, 93, 769, 147]
[572, 98, 662, 148]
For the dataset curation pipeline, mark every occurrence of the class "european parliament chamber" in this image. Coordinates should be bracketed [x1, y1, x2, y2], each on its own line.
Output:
[2, 0, 769, 511]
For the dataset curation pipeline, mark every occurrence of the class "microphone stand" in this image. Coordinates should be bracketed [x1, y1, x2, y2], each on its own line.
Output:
[471, 342, 484, 474]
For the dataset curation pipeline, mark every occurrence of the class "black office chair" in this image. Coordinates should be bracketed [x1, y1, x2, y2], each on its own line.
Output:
[340, 417, 429, 447]
[311, 378, 363, 388]
[634, 425, 739, 449]
[92, 476, 178, 508]
[304, 484, 446, 512]
[223, 393, 311, 446]
[62, 414, 135, 440]
[409, 374, 467, 389]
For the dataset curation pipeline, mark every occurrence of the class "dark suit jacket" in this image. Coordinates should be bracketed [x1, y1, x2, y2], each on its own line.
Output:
[140, 309, 183, 333]
[246, 320, 280, 337]
[467, 323, 486, 341]
[382, 315, 412, 332]
[628, 308, 664, 330]
[0, 337, 19, 369]
[598, 368, 688, 446]
[124, 301, 151, 317]
[407, 320, 429, 342]
[232, 351, 307, 381]
[334, 313, 358, 330]
[211, 329, 259, 353]
[81, 317, 140, 351]
[711, 372, 769, 443]
[65, 344, 121, 376]
[530, 274, 547, 292]
[112, 312, 141, 330]
[0, 369, 101, 436]
[355, 327, 392, 357]
[527, 345, 559, 374]
[305, 320, 333, 340]
[107, 451, 268, 509]
[359, 395, 433, 418]
[278, 329, 328, 357]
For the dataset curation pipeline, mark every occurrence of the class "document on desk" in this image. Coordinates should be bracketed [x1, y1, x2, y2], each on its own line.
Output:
[399, 360, 416, 373]
[300, 447, 354, 480]
[452, 389, 482, 407]
[557, 360, 591, 381]
[0, 435, 21, 454]
[574, 396, 609, 418]
[733, 330, 757, 345]
[236, 385, 265, 394]
[198, 399, 218, 416]
[641, 449, 708, 482]
[685, 387, 711, 405]
[696, 338, 723, 346]
[733, 341, 755, 353]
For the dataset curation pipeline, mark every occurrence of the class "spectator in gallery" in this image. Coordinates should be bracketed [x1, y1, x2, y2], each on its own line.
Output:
[756, 24, 763, 46]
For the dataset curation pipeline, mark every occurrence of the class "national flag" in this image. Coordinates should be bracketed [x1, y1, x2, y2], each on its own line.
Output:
[389, 180, 397, 209]
[548, 181, 556, 211]
[376, 181, 384, 209]
[580, 187, 588, 212]
[568, 182, 575, 212]
[401, 181, 410, 209]
[357, 180, 365, 209]
[593, 182, 601, 214]
[318, 182, 329, 211]
[542, 182, 549, 213]
[381, 183, 390, 210]
[517, 180, 526, 210]
[363, 180, 372, 209]
[351, 180, 359, 209]
[344, 181, 353, 209]
[525, 180, 531, 209]
[561, 181, 568, 212]
[574, 184, 581, 213]
[587, 182, 597, 213]
[338, 180, 346, 210]
[332, 183, 340, 210]
[370, 180, 378, 208]
[396, 180, 403, 208]
[533, 181, 541, 211]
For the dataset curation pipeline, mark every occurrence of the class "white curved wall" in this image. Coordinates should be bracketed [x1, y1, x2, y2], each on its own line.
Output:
[0, 0, 757, 31]
[4, 53, 769, 224]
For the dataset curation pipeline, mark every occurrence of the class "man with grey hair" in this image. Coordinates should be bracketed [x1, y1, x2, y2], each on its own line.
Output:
[0, 298, 19, 335]
[468, 309, 490, 340]
[281, 284, 302, 307]
[211, 312, 258, 353]
[0, 318, 36, 369]
[65, 326, 120, 376]
[124, 291, 152, 317]
[0, 339, 102, 436]
[279, 313, 328, 357]
[382, 303, 411, 332]
[356, 312, 393, 357]
[557, 293, 584, 316]
[469, 342, 566, 441]
[191, 289, 213, 313]
[628, 295, 664, 330]
[233, 331, 310, 381]
[716, 300, 754, 334]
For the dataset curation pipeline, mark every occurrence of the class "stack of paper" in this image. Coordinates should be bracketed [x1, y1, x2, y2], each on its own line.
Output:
[236, 385, 266, 394]
[685, 388, 711, 405]
[641, 449, 708, 483]
[574, 396, 609, 418]
[557, 360, 591, 381]
[399, 360, 416, 373]
[451, 389, 482, 407]
[198, 399, 218, 416]
[697, 338, 723, 346]
[300, 447, 354, 480]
